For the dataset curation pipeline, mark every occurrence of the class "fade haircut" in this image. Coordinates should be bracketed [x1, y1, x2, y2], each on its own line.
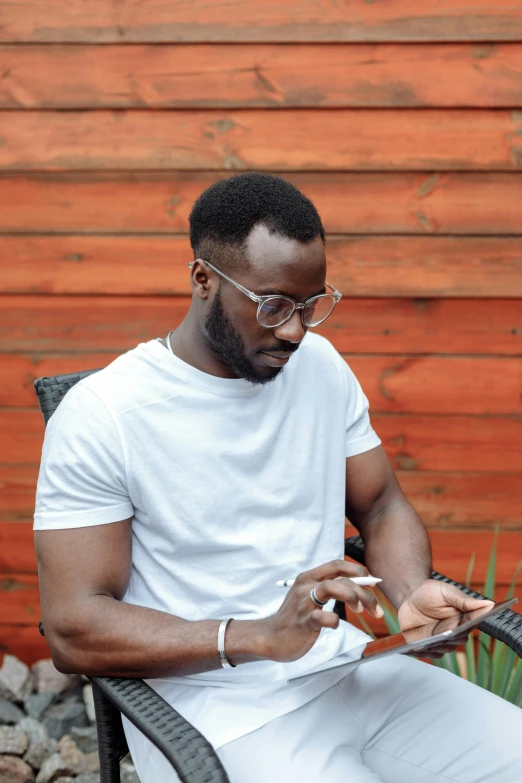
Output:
[189, 172, 325, 274]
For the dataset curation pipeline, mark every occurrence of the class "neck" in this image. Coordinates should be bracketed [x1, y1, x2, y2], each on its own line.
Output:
[166, 311, 240, 380]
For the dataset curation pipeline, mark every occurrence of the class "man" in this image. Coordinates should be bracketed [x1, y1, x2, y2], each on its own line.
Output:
[35, 173, 522, 782]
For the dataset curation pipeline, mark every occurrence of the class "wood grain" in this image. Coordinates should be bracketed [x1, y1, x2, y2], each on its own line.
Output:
[2, 353, 521, 416]
[3, 235, 522, 298]
[5, 471, 522, 528]
[2, 110, 522, 172]
[2, 43, 522, 108]
[0, 521, 36, 571]
[2, 1, 522, 43]
[3, 172, 522, 236]
[397, 473, 522, 530]
[2, 296, 522, 356]
[3, 409, 522, 473]
[374, 415, 522, 474]
[0, 467, 38, 520]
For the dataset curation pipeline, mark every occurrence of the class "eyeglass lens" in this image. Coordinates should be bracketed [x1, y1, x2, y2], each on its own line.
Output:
[258, 296, 337, 328]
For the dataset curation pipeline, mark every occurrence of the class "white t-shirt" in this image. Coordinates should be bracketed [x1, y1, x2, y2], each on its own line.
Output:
[34, 332, 381, 749]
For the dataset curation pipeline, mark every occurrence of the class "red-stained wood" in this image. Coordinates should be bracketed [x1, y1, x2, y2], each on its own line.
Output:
[0, 574, 39, 625]
[2, 172, 522, 236]
[0, 521, 36, 571]
[347, 356, 522, 416]
[2, 109, 522, 172]
[3, 235, 522, 298]
[396, 473, 522, 530]
[0, 626, 50, 665]
[0, 467, 39, 521]
[2, 43, 522, 109]
[2, 353, 521, 416]
[2, 1, 522, 43]
[374, 415, 522, 474]
[2, 296, 521, 357]
[0, 353, 117, 408]
[3, 409, 522, 473]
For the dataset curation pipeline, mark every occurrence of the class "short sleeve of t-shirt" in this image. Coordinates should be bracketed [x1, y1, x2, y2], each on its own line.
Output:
[340, 359, 381, 458]
[34, 384, 133, 530]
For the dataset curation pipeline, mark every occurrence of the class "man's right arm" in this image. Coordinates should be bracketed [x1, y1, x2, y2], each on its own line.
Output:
[35, 521, 381, 678]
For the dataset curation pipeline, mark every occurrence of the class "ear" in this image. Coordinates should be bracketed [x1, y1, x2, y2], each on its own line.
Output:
[190, 259, 213, 300]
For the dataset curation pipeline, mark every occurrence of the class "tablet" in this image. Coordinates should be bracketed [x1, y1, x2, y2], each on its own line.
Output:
[288, 597, 518, 683]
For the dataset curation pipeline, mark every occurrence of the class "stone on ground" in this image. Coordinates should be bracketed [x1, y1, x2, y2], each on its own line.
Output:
[0, 725, 30, 755]
[0, 656, 33, 704]
[42, 700, 89, 740]
[24, 693, 56, 721]
[0, 698, 26, 725]
[0, 754, 35, 783]
[31, 662, 81, 696]
[34, 752, 74, 783]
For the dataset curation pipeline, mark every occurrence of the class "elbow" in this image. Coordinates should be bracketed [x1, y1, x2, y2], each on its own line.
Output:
[43, 616, 94, 675]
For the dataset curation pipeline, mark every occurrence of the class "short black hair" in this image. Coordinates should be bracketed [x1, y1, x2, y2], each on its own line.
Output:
[189, 172, 325, 273]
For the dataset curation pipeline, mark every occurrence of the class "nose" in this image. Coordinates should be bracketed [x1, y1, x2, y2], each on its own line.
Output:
[272, 309, 306, 344]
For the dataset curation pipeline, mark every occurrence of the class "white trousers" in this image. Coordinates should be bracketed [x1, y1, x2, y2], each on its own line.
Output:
[125, 655, 522, 783]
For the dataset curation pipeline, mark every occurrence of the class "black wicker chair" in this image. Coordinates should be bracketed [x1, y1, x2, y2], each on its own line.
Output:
[34, 370, 522, 783]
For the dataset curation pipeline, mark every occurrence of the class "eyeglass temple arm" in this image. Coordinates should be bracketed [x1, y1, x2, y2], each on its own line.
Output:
[189, 259, 260, 303]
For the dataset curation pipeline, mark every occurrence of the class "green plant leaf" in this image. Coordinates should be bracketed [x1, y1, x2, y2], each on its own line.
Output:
[505, 658, 522, 707]
[477, 528, 498, 685]
[465, 633, 477, 684]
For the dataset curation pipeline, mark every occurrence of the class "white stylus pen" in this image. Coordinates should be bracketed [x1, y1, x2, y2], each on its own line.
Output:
[276, 576, 382, 588]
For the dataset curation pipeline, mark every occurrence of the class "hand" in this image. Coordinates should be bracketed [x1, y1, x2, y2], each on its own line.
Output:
[262, 559, 384, 663]
[398, 579, 494, 659]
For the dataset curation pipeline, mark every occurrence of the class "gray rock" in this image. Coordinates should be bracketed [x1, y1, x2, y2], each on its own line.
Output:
[120, 760, 140, 783]
[31, 661, 81, 696]
[70, 726, 98, 753]
[75, 774, 101, 783]
[82, 684, 96, 724]
[0, 697, 26, 724]
[25, 692, 56, 721]
[58, 734, 99, 775]
[0, 755, 35, 783]
[0, 655, 33, 704]
[18, 717, 48, 746]
[42, 699, 89, 740]
[24, 737, 58, 770]
[34, 753, 74, 783]
[0, 724, 30, 755]
[53, 779, 74, 783]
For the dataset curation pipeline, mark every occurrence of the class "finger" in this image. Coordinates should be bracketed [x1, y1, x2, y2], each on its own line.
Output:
[301, 559, 368, 584]
[309, 609, 340, 632]
[440, 584, 494, 614]
[315, 579, 384, 619]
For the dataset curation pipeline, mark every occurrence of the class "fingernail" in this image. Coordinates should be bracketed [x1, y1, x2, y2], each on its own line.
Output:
[376, 605, 384, 618]
[356, 601, 364, 613]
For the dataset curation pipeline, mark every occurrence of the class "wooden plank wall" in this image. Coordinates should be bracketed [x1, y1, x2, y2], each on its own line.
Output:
[1, 1, 522, 661]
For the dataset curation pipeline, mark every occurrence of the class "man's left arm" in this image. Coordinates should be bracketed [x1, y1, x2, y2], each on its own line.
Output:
[345, 446, 493, 633]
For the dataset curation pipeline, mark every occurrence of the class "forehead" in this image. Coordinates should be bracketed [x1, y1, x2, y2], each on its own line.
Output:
[242, 224, 326, 296]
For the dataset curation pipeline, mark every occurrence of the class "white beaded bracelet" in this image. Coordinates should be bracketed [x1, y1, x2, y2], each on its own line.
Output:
[218, 618, 236, 669]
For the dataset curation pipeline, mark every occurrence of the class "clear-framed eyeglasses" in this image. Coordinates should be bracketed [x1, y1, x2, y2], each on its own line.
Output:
[189, 259, 342, 329]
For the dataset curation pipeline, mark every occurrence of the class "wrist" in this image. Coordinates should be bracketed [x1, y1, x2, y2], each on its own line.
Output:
[394, 576, 432, 610]
[224, 619, 272, 666]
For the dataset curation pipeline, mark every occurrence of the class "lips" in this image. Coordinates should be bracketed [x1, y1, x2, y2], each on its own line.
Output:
[259, 350, 294, 368]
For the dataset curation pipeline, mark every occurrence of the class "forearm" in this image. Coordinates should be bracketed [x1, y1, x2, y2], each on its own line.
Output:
[359, 498, 432, 609]
[47, 596, 268, 677]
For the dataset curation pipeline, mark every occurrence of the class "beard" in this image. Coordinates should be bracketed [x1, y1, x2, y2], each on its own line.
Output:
[203, 288, 282, 386]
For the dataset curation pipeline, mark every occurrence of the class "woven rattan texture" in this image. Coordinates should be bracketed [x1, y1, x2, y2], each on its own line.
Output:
[345, 535, 522, 658]
[93, 678, 229, 783]
[34, 370, 101, 424]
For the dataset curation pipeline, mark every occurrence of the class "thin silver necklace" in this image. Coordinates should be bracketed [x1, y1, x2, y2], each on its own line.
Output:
[165, 330, 176, 355]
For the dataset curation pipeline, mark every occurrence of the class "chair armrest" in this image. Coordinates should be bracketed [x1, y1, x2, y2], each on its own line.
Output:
[345, 535, 522, 659]
[91, 676, 230, 783]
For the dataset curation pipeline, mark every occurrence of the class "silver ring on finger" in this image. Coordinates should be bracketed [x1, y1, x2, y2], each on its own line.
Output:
[310, 586, 328, 607]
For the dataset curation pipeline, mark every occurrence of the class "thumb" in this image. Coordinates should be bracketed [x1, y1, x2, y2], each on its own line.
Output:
[441, 584, 494, 613]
